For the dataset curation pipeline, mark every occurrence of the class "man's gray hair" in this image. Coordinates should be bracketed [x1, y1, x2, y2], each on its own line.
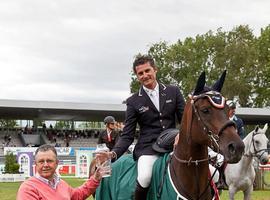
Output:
[34, 144, 57, 159]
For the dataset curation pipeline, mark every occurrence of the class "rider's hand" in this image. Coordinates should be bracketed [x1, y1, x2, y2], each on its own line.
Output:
[216, 153, 224, 167]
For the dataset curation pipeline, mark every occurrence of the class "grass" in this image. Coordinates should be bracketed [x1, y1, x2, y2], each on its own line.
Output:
[0, 178, 94, 200]
[220, 189, 270, 200]
[0, 177, 269, 200]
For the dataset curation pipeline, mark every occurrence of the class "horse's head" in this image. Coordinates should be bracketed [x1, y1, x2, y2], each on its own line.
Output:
[245, 123, 269, 165]
[180, 70, 244, 163]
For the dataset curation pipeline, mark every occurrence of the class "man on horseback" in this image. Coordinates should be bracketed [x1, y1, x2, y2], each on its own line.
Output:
[103, 55, 185, 200]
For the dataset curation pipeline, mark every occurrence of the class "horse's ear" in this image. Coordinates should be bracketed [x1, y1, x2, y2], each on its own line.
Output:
[212, 70, 227, 92]
[193, 71, 206, 95]
[263, 123, 268, 132]
[254, 125, 259, 133]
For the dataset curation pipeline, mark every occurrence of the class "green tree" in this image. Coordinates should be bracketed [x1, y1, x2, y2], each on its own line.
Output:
[54, 121, 73, 130]
[0, 119, 18, 128]
[4, 152, 20, 174]
[130, 25, 267, 107]
[255, 25, 270, 107]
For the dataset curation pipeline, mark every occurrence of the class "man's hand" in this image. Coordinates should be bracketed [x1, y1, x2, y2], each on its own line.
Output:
[93, 162, 112, 181]
[95, 151, 111, 164]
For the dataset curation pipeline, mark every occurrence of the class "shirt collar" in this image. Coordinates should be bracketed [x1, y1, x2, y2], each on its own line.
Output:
[143, 83, 159, 95]
[35, 173, 61, 189]
[229, 115, 236, 121]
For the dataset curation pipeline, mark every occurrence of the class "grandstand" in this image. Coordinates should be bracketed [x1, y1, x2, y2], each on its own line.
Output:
[0, 127, 102, 168]
[0, 99, 269, 178]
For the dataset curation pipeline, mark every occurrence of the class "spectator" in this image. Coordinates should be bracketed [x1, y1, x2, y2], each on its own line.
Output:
[98, 116, 119, 151]
[228, 101, 245, 139]
[17, 144, 105, 200]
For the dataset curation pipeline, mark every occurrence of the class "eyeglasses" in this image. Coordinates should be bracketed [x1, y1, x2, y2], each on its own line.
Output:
[191, 91, 225, 109]
[36, 159, 56, 165]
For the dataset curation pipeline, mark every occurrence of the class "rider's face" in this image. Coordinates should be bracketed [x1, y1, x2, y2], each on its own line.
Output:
[228, 108, 235, 118]
[135, 62, 157, 90]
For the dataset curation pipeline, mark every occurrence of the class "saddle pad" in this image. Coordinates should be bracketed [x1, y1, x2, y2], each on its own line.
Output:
[95, 153, 183, 200]
[95, 154, 137, 200]
[148, 153, 181, 200]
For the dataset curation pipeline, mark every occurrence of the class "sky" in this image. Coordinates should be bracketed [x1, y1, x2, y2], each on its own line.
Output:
[0, 0, 269, 104]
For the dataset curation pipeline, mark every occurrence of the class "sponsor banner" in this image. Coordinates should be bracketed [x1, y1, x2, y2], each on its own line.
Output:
[17, 152, 34, 176]
[4, 147, 75, 156]
[79, 147, 96, 151]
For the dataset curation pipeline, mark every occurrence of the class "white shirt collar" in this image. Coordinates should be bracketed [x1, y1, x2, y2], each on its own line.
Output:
[143, 83, 159, 95]
[35, 173, 60, 189]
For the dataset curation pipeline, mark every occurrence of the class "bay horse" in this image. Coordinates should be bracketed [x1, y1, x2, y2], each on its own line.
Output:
[224, 123, 269, 200]
[95, 71, 245, 200]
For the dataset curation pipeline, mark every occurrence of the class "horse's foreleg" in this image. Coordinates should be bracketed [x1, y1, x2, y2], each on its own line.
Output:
[243, 185, 253, 200]
[228, 185, 237, 200]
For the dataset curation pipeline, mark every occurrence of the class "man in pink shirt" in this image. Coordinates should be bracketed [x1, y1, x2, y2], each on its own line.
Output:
[17, 144, 105, 200]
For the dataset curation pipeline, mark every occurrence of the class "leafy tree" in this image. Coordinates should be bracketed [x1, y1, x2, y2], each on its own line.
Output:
[4, 152, 20, 174]
[0, 119, 18, 128]
[130, 25, 267, 107]
[78, 121, 104, 129]
[54, 121, 73, 130]
[254, 25, 270, 107]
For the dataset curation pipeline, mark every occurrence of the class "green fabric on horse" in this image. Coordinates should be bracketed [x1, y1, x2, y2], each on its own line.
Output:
[148, 153, 179, 200]
[95, 154, 137, 200]
[95, 153, 183, 200]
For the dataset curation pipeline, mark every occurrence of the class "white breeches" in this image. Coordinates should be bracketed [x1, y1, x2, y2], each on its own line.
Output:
[137, 155, 159, 188]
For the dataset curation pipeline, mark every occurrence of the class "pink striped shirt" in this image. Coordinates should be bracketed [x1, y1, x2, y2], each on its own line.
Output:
[16, 176, 100, 200]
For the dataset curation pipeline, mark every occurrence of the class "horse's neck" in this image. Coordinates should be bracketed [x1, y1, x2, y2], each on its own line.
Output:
[241, 136, 256, 168]
[170, 136, 211, 199]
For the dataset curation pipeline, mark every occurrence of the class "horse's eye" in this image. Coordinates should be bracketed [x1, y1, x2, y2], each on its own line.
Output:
[201, 108, 210, 114]
[255, 140, 260, 145]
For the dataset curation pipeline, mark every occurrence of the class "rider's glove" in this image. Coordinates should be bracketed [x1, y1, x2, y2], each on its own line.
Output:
[216, 153, 224, 167]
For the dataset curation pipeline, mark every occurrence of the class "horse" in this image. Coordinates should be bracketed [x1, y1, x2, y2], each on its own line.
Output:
[95, 70, 245, 200]
[224, 123, 269, 200]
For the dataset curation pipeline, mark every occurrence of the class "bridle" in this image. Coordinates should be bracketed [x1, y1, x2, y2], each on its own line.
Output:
[191, 91, 236, 151]
[171, 90, 235, 200]
[244, 130, 269, 161]
[173, 90, 235, 164]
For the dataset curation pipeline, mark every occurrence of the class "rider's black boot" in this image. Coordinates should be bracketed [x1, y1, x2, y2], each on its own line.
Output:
[134, 181, 149, 200]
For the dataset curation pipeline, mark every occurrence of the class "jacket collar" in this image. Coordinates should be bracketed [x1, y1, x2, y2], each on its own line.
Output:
[138, 83, 166, 96]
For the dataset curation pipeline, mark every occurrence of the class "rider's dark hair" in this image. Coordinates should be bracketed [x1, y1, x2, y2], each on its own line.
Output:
[133, 55, 156, 74]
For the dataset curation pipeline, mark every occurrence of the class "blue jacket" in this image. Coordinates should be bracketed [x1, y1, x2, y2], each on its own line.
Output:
[112, 83, 185, 160]
[232, 115, 245, 139]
